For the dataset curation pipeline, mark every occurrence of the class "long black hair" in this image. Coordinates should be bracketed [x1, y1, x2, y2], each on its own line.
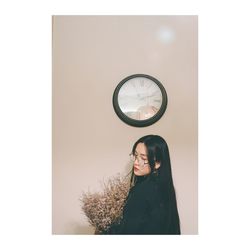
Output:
[129, 134, 181, 234]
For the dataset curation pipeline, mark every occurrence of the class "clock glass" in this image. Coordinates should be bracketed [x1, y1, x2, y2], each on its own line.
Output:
[117, 77, 163, 121]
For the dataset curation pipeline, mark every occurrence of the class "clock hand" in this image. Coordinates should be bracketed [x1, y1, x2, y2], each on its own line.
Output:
[139, 94, 154, 100]
[138, 91, 160, 100]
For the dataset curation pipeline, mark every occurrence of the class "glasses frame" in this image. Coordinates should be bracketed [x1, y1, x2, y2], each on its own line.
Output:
[129, 153, 149, 167]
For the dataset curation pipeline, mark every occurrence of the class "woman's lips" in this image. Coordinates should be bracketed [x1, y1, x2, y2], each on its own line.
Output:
[134, 165, 140, 171]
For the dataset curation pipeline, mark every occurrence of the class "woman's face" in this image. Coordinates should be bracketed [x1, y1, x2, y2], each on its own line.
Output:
[133, 143, 151, 176]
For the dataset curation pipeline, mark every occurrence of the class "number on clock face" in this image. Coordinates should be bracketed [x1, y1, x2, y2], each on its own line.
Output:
[118, 77, 163, 120]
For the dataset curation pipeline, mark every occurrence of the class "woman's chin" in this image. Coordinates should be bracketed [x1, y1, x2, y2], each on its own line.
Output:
[134, 169, 141, 176]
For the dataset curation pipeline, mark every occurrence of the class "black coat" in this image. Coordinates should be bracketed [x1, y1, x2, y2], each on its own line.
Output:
[103, 175, 180, 235]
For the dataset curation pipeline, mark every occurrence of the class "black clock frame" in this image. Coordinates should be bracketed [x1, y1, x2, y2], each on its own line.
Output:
[112, 74, 168, 127]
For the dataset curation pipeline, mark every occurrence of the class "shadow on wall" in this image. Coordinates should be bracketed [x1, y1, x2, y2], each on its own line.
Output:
[74, 224, 95, 235]
[64, 222, 95, 235]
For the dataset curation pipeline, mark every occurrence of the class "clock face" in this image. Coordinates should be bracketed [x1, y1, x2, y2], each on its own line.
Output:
[113, 74, 167, 127]
[117, 77, 163, 120]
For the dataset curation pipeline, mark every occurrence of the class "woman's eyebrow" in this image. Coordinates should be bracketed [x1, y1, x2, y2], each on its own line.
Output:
[135, 151, 147, 157]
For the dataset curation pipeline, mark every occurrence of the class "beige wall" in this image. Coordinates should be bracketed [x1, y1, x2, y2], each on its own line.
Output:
[52, 15, 198, 234]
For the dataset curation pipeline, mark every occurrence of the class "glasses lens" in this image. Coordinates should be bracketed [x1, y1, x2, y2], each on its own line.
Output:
[130, 154, 145, 166]
[130, 154, 135, 161]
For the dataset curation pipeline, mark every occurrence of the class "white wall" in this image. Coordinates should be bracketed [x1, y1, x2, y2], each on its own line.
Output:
[52, 15, 198, 234]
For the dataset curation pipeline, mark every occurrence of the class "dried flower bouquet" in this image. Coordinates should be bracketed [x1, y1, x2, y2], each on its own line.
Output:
[81, 174, 130, 233]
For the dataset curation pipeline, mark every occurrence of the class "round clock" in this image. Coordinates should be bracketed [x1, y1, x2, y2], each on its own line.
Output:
[112, 74, 168, 127]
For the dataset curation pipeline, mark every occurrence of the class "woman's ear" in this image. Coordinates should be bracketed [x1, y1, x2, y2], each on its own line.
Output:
[155, 162, 161, 169]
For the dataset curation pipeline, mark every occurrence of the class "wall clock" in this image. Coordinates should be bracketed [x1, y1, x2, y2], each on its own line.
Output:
[112, 74, 168, 127]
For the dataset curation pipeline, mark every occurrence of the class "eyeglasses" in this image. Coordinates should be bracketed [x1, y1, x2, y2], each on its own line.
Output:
[129, 153, 149, 167]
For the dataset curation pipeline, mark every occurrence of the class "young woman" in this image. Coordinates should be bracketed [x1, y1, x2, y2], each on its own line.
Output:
[104, 134, 181, 235]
